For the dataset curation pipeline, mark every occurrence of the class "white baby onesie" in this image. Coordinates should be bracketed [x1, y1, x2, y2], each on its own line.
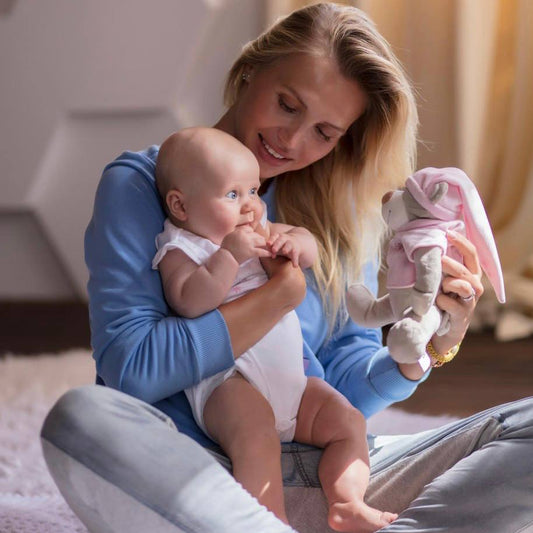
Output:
[152, 219, 307, 442]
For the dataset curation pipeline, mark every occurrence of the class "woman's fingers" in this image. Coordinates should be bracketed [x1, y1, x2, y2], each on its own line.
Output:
[446, 230, 481, 275]
[431, 232, 485, 350]
[440, 269, 480, 303]
[442, 231, 484, 300]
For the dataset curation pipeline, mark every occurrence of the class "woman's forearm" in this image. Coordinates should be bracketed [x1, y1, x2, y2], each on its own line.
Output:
[397, 361, 427, 381]
[219, 258, 306, 358]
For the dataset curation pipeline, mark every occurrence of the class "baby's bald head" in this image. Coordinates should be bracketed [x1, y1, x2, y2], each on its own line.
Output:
[156, 127, 258, 203]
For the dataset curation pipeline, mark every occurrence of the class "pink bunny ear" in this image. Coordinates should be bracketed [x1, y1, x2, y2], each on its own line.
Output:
[408, 167, 506, 303]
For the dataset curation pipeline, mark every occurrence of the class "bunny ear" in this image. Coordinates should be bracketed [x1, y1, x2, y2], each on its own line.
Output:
[406, 167, 505, 302]
[429, 182, 448, 204]
[440, 168, 506, 303]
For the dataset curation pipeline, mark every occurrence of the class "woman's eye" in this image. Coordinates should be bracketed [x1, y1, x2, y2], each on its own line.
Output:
[278, 96, 296, 114]
[226, 191, 238, 200]
[316, 127, 331, 142]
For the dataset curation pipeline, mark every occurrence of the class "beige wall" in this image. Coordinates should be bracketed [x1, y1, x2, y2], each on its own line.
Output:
[0, 0, 263, 300]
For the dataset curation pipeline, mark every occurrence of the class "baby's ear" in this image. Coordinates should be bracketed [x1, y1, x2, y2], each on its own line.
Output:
[166, 189, 187, 221]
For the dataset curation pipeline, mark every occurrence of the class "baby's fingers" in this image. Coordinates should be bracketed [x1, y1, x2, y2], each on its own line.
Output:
[251, 233, 267, 247]
[279, 243, 299, 267]
[254, 247, 273, 259]
[269, 234, 286, 253]
[287, 251, 299, 268]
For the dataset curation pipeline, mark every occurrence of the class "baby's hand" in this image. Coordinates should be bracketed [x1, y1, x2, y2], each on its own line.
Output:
[267, 233, 303, 268]
[221, 226, 269, 264]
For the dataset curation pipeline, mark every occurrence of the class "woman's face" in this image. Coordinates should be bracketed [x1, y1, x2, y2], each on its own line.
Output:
[223, 53, 368, 180]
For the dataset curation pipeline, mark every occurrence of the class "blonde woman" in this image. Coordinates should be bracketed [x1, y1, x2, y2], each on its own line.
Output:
[42, 3, 533, 533]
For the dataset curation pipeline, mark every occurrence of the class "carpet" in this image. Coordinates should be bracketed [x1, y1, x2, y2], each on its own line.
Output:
[0, 350, 458, 533]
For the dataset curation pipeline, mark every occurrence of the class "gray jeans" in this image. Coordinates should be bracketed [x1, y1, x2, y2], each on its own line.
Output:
[41, 385, 533, 532]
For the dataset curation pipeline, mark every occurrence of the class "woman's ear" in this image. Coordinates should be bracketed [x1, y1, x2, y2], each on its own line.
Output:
[166, 189, 187, 221]
[241, 65, 254, 83]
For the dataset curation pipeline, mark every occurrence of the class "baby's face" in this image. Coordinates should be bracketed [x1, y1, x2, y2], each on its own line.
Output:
[185, 156, 263, 245]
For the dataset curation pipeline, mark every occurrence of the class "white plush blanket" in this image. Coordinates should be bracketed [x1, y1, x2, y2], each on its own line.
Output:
[0, 350, 458, 533]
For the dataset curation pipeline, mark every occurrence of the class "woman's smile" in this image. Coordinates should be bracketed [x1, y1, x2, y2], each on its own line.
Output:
[257, 134, 291, 168]
[260, 135, 286, 160]
[218, 53, 367, 179]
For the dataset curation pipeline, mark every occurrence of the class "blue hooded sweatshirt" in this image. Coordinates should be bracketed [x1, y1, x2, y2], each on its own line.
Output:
[84, 146, 423, 447]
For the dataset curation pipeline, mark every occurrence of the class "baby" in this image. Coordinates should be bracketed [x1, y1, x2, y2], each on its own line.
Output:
[153, 127, 396, 532]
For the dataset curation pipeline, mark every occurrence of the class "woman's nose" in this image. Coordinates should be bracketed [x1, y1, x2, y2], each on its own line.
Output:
[278, 123, 301, 148]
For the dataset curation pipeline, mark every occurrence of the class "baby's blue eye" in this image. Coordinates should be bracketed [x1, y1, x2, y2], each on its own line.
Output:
[226, 191, 238, 200]
[249, 187, 258, 196]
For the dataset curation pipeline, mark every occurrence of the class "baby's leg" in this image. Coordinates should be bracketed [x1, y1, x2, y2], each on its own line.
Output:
[294, 377, 397, 533]
[203, 373, 288, 524]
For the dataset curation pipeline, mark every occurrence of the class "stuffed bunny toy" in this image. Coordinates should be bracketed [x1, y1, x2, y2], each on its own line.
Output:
[347, 167, 506, 370]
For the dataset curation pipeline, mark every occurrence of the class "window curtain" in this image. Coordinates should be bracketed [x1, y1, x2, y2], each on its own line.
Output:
[264, 0, 533, 339]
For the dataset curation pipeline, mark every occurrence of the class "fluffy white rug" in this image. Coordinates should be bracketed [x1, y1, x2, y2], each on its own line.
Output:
[0, 350, 458, 533]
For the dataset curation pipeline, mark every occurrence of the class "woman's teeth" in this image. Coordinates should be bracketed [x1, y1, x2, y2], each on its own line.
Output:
[262, 138, 285, 159]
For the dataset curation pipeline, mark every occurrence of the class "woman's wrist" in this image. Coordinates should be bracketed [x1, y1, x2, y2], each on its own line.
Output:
[261, 257, 307, 309]
[397, 335, 463, 380]
[426, 339, 461, 367]
[219, 258, 305, 358]
[397, 361, 427, 381]
[428, 333, 462, 359]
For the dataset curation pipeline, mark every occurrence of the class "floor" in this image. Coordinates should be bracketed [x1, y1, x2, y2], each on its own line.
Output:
[0, 301, 91, 355]
[399, 330, 533, 417]
[1, 301, 532, 418]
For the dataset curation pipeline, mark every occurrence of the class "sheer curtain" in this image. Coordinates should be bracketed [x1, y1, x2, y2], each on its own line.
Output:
[264, 0, 533, 339]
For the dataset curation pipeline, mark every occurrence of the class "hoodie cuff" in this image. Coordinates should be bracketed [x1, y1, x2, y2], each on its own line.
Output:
[368, 346, 430, 403]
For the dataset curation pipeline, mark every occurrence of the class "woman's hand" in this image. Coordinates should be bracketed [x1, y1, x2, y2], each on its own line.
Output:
[219, 256, 306, 358]
[398, 231, 483, 380]
[261, 255, 307, 309]
[430, 230, 484, 355]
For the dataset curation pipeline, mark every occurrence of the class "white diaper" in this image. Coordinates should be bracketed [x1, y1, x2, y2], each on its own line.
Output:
[153, 217, 307, 443]
[185, 310, 307, 443]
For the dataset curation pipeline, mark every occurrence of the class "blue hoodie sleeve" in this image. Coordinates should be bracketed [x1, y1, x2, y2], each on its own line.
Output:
[84, 148, 235, 404]
[317, 323, 424, 419]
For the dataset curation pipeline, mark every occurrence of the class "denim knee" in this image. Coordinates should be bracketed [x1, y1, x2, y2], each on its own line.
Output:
[41, 385, 101, 445]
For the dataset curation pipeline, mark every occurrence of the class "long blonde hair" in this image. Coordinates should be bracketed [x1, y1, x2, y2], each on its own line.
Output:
[224, 2, 418, 330]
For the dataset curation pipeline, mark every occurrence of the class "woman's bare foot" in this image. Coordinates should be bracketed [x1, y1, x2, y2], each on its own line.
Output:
[328, 499, 397, 533]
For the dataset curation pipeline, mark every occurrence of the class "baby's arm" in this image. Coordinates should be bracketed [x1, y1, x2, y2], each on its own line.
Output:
[158, 247, 238, 318]
[267, 222, 318, 269]
[158, 226, 269, 318]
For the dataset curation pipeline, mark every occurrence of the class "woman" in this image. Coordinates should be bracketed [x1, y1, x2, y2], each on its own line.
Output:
[41, 3, 533, 532]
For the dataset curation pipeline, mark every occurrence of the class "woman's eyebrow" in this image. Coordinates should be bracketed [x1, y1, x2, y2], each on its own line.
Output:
[321, 122, 345, 133]
[282, 85, 345, 133]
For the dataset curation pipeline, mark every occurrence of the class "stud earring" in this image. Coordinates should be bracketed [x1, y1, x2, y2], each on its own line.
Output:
[242, 72, 250, 82]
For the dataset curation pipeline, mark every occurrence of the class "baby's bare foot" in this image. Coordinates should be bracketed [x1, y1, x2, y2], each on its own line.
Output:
[328, 500, 397, 533]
